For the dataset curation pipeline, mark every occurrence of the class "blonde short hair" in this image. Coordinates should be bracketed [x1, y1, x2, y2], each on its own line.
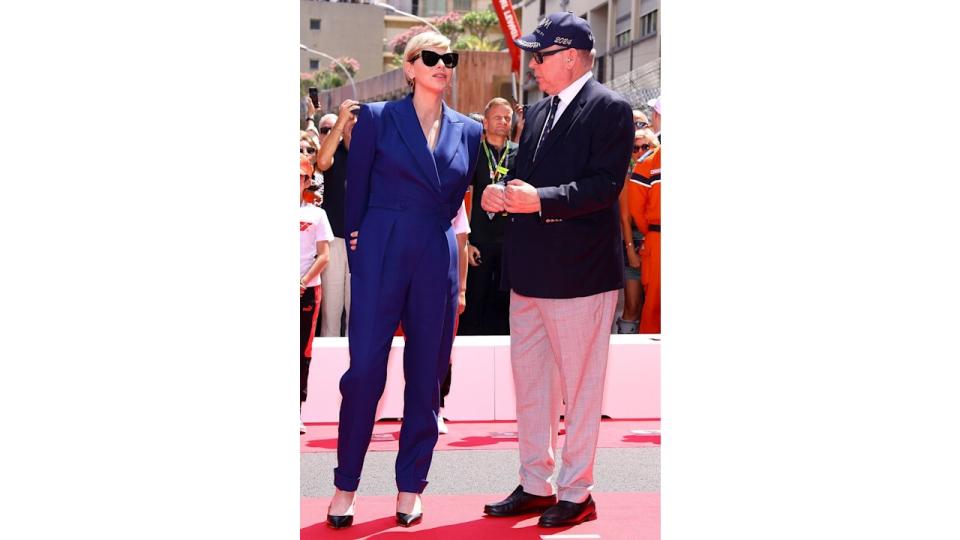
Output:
[484, 97, 512, 117]
[403, 31, 452, 87]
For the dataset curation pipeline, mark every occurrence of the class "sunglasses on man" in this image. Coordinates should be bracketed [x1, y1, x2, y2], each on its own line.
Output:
[300, 146, 316, 155]
[635, 121, 649, 129]
[532, 47, 571, 64]
[410, 50, 460, 69]
[319, 126, 333, 135]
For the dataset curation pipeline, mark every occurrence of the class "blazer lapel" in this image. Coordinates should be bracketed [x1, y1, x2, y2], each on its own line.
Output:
[391, 94, 441, 189]
[530, 81, 591, 173]
[519, 99, 549, 177]
[433, 103, 463, 182]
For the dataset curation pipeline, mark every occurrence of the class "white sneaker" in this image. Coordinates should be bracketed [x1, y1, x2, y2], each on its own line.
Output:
[437, 412, 448, 435]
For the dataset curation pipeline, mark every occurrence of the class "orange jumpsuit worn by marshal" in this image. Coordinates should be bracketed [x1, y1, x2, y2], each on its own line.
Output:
[627, 146, 660, 334]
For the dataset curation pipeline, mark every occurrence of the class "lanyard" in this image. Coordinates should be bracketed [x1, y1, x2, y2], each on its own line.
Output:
[481, 140, 509, 183]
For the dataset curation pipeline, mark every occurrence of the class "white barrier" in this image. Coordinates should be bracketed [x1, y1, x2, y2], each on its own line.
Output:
[301, 334, 660, 422]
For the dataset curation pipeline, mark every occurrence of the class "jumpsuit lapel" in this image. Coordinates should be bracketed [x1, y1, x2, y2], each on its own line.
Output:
[392, 95, 441, 190]
[432, 103, 463, 186]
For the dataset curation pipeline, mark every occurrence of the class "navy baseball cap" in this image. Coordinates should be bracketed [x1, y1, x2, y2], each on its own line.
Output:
[515, 12, 594, 52]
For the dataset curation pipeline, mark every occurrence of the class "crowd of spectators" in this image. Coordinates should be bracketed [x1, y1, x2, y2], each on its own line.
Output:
[301, 92, 661, 342]
[298, 91, 660, 434]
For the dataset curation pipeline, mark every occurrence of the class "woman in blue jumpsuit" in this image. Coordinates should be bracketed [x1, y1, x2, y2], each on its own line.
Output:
[326, 32, 481, 529]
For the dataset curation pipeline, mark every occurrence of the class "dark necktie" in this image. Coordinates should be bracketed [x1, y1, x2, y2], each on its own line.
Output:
[533, 95, 561, 161]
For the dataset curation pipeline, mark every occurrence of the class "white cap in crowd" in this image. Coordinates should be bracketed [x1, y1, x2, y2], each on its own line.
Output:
[647, 97, 661, 115]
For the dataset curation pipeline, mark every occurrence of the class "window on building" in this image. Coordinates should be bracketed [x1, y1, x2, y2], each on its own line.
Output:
[453, 0, 471, 11]
[309, 19, 321, 30]
[421, 0, 446, 16]
[639, 10, 658, 38]
[309, 59, 320, 71]
[611, 0, 631, 49]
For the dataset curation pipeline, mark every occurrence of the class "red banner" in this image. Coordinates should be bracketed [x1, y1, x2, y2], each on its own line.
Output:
[491, 0, 522, 74]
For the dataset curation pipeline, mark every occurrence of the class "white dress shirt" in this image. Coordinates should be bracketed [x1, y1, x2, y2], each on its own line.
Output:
[537, 70, 594, 144]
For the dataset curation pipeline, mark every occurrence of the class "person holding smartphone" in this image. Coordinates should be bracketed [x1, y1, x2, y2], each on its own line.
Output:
[325, 31, 482, 529]
[315, 99, 359, 338]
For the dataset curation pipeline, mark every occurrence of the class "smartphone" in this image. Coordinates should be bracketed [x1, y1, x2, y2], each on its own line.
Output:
[507, 95, 524, 114]
[308, 87, 319, 108]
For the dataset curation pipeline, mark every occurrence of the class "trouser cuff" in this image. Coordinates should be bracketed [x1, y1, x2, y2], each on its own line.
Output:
[333, 470, 360, 492]
[396, 478, 428, 494]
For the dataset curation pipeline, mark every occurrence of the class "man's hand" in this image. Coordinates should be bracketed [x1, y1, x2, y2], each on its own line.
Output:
[467, 244, 482, 267]
[458, 291, 467, 314]
[481, 184, 506, 213]
[349, 230, 358, 251]
[504, 179, 541, 214]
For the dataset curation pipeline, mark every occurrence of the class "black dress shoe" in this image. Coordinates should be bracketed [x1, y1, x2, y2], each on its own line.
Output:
[537, 495, 597, 528]
[483, 485, 558, 517]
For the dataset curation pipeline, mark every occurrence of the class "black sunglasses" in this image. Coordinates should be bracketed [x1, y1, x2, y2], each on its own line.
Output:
[411, 50, 459, 69]
[532, 47, 571, 64]
[319, 126, 333, 135]
[634, 143, 650, 153]
[300, 146, 316, 154]
[635, 121, 649, 129]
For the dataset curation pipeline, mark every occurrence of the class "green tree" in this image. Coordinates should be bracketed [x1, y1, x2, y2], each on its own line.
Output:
[300, 57, 360, 95]
[454, 34, 502, 51]
[432, 12, 464, 44]
[461, 9, 499, 42]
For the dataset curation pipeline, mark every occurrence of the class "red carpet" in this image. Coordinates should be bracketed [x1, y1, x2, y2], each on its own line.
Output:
[301, 492, 659, 539]
[301, 419, 660, 453]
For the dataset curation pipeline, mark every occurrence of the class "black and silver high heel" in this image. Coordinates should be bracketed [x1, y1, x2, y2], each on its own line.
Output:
[326, 492, 357, 529]
[395, 493, 422, 527]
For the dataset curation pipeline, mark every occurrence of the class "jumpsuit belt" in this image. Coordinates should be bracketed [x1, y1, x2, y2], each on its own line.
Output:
[367, 193, 453, 227]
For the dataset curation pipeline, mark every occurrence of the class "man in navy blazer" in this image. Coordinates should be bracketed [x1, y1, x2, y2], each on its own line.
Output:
[480, 12, 635, 528]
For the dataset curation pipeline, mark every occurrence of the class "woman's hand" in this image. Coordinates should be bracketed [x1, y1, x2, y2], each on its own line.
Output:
[349, 230, 358, 251]
[467, 244, 481, 267]
[626, 246, 641, 269]
[458, 290, 467, 314]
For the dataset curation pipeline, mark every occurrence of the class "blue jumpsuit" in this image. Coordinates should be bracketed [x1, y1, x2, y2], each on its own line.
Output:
[335, 95, 481, 493]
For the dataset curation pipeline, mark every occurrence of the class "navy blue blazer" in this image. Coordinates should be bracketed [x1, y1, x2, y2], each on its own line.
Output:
[503, 78, 634, 298]
[344, 94, 482, 275]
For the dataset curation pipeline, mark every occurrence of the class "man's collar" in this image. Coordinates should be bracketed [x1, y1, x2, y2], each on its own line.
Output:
[554, 70, 593, 105]
[484, 136, 507, 150]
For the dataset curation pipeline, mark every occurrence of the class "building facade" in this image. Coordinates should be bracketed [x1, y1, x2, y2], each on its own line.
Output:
[518, 0, 660, 103]
[300, 1, 385, 80]
[302, 0, 516, 77]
